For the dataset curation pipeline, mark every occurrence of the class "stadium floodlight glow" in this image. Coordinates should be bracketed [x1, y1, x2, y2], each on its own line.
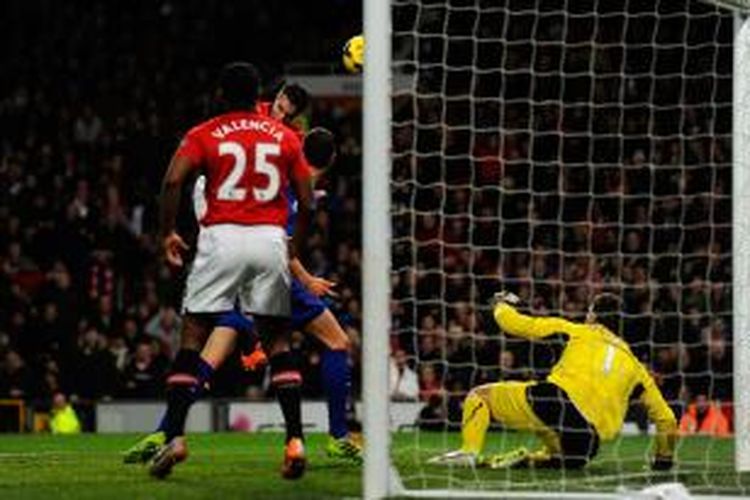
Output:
[363, 0, 750, 498]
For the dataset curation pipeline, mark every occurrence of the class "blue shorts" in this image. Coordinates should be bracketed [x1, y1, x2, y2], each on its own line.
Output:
[214, 279, 326, 334]
[215, 308, 255, 333]
[290, 278, 327, 330]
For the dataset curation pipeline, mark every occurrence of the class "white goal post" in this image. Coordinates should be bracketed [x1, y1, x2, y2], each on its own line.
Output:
[363, 0, 392, 498]
[364, 0, 750, 498]
[733, 9, 750, 474]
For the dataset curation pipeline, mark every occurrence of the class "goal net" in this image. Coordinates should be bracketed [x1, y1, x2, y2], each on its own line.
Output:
[365, 0, 749, 497]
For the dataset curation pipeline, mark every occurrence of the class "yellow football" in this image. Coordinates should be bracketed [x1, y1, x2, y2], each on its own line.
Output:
[342, 35, 364, 73]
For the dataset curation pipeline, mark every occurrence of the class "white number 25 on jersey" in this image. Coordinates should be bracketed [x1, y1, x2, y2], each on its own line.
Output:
[217, 141, 281, 202]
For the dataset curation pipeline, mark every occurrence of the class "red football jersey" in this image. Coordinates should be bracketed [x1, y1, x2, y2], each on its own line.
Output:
[256, 101, 305, 140]
[175, 111, 310, 227]
[256, 101, 273, 117]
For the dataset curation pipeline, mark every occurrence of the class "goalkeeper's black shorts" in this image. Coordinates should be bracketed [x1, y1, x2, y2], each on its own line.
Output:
[526, 381, 600, 469]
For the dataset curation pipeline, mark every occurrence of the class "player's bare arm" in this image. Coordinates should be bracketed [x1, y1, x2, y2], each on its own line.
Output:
[290, 258, 338, 298]
[159, 154, 194, 267]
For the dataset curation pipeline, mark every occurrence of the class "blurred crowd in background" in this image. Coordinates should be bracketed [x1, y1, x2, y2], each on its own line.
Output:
[0, 0, 363, 422]
[390, 0, 734, 432]
[0, 0, 737, 434]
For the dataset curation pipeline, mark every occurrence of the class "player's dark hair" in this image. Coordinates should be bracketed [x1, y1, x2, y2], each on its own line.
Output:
[281, 83, 310, 118]
[590, 293, 625, 335]
[217, 62, 260, 110]
[303, 127, 336, 169]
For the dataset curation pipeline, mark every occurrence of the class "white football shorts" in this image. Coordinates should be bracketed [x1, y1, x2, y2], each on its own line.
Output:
[182, 224, 291, 317]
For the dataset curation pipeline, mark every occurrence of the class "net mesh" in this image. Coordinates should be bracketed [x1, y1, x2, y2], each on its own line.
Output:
[389, 0, 740, 494]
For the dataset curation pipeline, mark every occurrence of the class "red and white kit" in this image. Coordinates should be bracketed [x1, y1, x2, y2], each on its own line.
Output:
[176, 111, 310, 316]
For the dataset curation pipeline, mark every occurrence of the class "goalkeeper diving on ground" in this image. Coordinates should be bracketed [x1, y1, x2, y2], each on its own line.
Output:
[429, 292, 678, 470]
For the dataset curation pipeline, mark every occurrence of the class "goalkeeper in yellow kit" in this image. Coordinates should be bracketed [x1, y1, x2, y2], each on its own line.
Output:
[429, 292, 678, 470]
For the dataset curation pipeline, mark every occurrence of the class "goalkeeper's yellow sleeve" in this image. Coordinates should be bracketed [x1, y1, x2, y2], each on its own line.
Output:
[638, 366, 678, 458]
[493, 302, 586, 340]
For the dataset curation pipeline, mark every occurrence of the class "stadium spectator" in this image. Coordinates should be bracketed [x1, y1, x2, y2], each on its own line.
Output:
[679, 394, 731, 437]
[144, 307, 182, 359]
[69, 326, 118, 402]
[73, 106, 104, 145]
[390, 349, 419, 401]
[49, 393, 82, 435]
[495, 350, 523, 381]
[418, 365, 442, 401]
[417, 394, 447, 432]
[652, 345, 689, 416]
[0, 350, 34, 399]
[120, 340, 165, 399]
[418, 330, 444, 364]
[90, 294, 118, 337]
[38, 359, 63, 401]
[26, 302, 68, 358]
[108, 336, 129, 372]
[119, 315, 143, 350]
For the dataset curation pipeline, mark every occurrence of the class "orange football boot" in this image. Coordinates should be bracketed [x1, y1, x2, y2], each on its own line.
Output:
[281, 438, 306, 479]
[240, 342, 268, 371]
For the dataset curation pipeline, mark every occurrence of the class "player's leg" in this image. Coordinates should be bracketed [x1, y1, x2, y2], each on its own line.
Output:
[429, 380, 542, 467]
[157, 315, 215, 439]
[461, 386, 492, 455]
[309, 314, 362, 462]
[428, 385, 492, 467]
[525, 382, 599, 469]
[483, 428, 562, 470]
[125, 314, 243, 465]
[256, 315, 306, 479]
[149, 314, 214, 478]
[293, 281, 361, 463]
[479, 382, 575, 470]
[243, 225, 305, 479]
[149, 225, 245, 477]
[214, 308, 270, 371]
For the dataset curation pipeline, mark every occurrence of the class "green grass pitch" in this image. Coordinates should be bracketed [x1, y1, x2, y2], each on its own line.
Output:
[0, 431, 747, 498]
[395, 430, 749, 496]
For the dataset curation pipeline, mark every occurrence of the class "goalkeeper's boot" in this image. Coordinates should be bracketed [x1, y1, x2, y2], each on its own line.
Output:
[326, 435, 363, 465]
[524, 448, 554, 468]
[149, 436, 188, 479]
[483, 447, 531, 470]
[240, 342, 268, 372]
[281, 438, 306, 480]
[122, 431, 166, 464]
[427, 449, 478, 468]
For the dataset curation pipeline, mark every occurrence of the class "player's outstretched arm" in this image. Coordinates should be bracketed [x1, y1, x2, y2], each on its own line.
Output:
[638, 367, 678, 470]
[290, 258, 337, 297]
[160, 154, 194, 267]
[492, 297, 581, 340]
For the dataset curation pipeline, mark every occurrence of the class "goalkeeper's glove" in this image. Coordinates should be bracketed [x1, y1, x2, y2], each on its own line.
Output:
[651, 455, 674, 471]
[491, 291, 521, 308]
